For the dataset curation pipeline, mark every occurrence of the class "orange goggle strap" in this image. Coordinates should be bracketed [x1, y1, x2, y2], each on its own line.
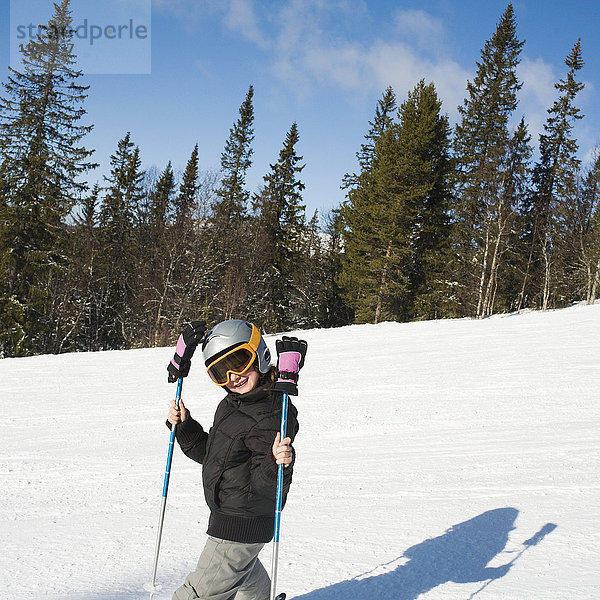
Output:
[205, 325, 262, 386]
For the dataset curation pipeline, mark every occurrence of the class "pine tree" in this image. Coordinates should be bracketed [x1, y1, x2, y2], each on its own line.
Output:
[521, 40, 584, 310]
[97, 133, 144, 348]
[342, 86, 397, 189]
[175, 144, 200, 223]
[297, 209, 325, 327]
[76, 184, 102, 350]
[341, 82, 454, 323]
[0, 0, 95, 356]
[142, 162, 178, 346]
[213, 86, 255, 225]
[59, 184, 101, 352]
[453, 3, 524, 317]
[319, 208, 352, 327]
[398, 80, 454, 320]
[169, 149, 220, 338]
[254, 123, 306, 331]
[211, 86, 255, 321]
[149, 162, 175, 230]
[488, 118, 532, 314]
[339, 88, 398, 323]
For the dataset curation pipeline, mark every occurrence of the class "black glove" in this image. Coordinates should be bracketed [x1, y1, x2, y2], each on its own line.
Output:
[272, 336, 308, 396]
[167, 320, 207, 383]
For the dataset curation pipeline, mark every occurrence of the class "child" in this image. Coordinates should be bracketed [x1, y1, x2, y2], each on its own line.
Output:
[166, 319, 307, 600]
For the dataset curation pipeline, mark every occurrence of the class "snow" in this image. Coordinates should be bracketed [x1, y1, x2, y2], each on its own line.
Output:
[1, 303, 600, 599]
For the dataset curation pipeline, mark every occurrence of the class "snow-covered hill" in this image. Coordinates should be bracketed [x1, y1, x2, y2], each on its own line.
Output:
[1, 303, 599, 599]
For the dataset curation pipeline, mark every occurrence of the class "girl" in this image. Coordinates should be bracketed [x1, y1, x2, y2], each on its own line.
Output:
[166, 319, 306, 600]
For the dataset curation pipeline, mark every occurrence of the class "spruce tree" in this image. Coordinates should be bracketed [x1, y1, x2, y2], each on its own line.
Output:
[77, 184, 102, 350]
[453, 3, 524, 317]
[298, 209, 325, 327]
[488, 117, 532, 314]
[254, 123, 306, 331]
[341, 82, 454, 323]
[342, 86, 397, 189]
[211, 86, 255, 321]
[398, 80, 454, 320]
[149, 162, 175, 230]
[169, 146, 218, 338]
[339, 88, 398, 323]
[0, 0, 95, 355]
[213, 86, 255, 225]
[142, 162, 178, 346]
[97, 133, 144, 348]
[521, 40, 584, 309]
[319, 208, 352, 327]
[343, 125, 412, 324]
[60, 184, 101, 352]
[175, 144, 200, 223]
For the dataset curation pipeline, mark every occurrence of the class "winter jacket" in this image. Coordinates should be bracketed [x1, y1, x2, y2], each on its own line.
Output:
[173, 384, 299, 544]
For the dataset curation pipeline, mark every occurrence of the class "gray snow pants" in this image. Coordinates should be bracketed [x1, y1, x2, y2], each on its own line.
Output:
[172, 536, 270, 600]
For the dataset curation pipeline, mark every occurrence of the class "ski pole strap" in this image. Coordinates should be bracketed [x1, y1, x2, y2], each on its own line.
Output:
[276, 370, 299, 383]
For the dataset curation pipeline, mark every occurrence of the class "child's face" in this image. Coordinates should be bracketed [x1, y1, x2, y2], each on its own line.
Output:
[225, 364, 259, 394]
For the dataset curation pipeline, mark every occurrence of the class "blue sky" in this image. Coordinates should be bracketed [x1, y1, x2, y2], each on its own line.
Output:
[1, 0, 600, 219]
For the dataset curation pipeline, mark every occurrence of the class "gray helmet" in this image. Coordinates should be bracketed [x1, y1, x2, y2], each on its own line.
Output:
[202, 320, 271, 374]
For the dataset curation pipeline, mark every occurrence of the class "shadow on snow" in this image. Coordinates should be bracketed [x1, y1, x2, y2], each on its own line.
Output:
[294, 508, 556, 600]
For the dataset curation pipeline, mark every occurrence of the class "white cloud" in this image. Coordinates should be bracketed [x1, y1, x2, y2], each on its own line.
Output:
[519, 57, 556, 108]
[264, 1, 470, 118]
[271, 34, 469, 123]
[302, 42, 366, 89]
[151, 1, 469, 122]
[152, 0, 222, 32]
[393, 8, 446, 52]
[224, 0, 267, 47]
[363, 41, 469, 119]
[514, 56, 556, 142]
[152, 0, 210, 18]
[513, 56, 599, 165]
[153, 0, 259, 33]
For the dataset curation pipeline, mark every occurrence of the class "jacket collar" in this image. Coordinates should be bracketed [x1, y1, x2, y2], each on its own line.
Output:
[226, 384, 271, 405]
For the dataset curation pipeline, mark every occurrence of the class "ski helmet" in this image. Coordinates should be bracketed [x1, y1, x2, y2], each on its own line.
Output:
[202, 320, 271, 386]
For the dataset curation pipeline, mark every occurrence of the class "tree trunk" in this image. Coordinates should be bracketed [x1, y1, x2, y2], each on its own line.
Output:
[482, 214, 506, 317]
[590, 257, 600, 304]
[153, 254, 175, 347]
[375, 240, 392, 324]
[541, 239, 551, 311]
[476, 225, 491, 319]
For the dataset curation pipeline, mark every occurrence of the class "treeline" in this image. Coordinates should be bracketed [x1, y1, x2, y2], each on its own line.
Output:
[1, 1, 599, 357]
[341, 6, 600, 322]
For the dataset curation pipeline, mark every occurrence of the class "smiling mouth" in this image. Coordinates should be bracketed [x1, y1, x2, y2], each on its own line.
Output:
[232, 377, 248, 389]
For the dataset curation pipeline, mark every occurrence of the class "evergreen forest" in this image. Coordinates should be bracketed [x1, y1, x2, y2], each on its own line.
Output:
[1, 1, 599, 357]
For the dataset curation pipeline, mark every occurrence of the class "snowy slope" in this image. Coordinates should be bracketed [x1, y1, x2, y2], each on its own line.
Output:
[1, 303, 599, 599]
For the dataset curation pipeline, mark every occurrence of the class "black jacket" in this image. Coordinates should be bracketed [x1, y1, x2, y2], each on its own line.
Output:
[173, 384, 299, 543]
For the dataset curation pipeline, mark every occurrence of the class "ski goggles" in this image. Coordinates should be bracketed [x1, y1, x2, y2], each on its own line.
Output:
[206, 344, 257, 386]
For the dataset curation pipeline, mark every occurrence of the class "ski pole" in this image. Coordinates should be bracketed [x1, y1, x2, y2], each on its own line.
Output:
[145, 376, 183, 599]
[270, 391, 289, 600]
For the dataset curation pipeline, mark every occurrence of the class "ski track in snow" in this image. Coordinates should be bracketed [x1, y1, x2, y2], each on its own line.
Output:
[1, 303, 599, 599]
